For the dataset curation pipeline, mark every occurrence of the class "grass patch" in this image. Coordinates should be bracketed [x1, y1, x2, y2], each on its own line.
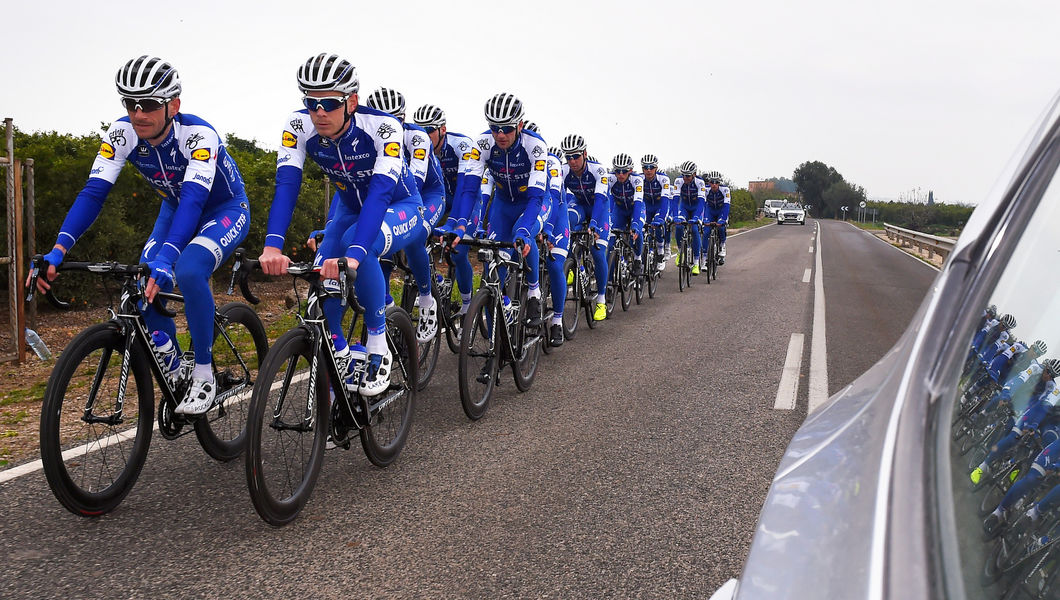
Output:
[1, 410, 28, 426]
[849, 221, 885, 231]
[0, 381, 48, 407]
[731, 219, 773, 231]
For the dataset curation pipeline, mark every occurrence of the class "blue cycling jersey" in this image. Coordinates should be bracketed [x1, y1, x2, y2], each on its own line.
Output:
[55, 113, 246, 265]
[641, 173, 671, 222]
[562, 159, 611, 231]
[457, 129, 549, 238]
[435, 130, 476, 205]
[705, 186, 732, 223]
[673, 176, 706, 220]
[266, 105, 420, 263]
[608, 174, 646, 234]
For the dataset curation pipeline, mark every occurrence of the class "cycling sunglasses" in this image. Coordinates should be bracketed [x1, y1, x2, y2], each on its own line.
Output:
[613, 168, 632, 174]
[121, 97, 169, 113]
[489, 124, 518, 134]
[565, 152, 584, 160]
[302, 95, 349, 112]
[641, 163, 658, 170]
[423, 126, 440, 134]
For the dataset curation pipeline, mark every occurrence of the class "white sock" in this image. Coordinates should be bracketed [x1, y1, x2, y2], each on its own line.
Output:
[597, 293, 606, 304]
[529, 287, 541, 299]
[192, 363, 213, 381]
[419, 294, 435, 310]
[366, 332, 388, 355]
[552, 315, 563, 326]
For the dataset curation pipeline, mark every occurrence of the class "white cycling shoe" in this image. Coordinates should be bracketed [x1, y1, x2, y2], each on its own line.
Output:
[175, 375, 216, 415]
[358, 348, 393, 397]
[417, 299, 438, 343]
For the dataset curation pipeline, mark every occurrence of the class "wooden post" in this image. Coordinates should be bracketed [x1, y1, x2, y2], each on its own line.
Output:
[25, 159, 36, 330]
[13, 159, 25, 362]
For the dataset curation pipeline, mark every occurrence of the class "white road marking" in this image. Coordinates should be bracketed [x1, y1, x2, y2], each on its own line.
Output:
[808, 222, 829, 412]
[0, 371, 303, 484]
[774, 333, 805, 410]
[809, 246, 814, 253]
[803, 268, 812, 283]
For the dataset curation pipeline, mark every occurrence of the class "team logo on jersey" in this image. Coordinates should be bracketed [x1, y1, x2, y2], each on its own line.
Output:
[334, 181, 347, 191]
[531, 146, 543, 158]
[481, 177, 489, 185]
[413, 148, 427, 160]
[319, 137, 331, 148]
[185, 133, 205, 149]
[636, 186, 642, 192]
[282, 131, 297, 148]
[99, 142, 115, 159]
[600, 176, 608, 184]
[412, 135, 425, 146]
[462, 152, 471, 161]
[191, 148, 212, 161]
[290, 118, 305, 133]
[458, 141, 470, 152]
[376, 123, 397, 139]
[470, 148, 481, 160]
[477, 138, 490, 151]
[384, 142, 400, 157]
[137, 145, 149, 157]
[108, 128, 127, 147]
[534, 160, 545, 171]
[550, 168, 559, 177]
[518, 186, 528, 192]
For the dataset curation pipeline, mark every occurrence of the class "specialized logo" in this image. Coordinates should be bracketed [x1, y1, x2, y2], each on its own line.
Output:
[99, 142, 115, 159]
[413, 148, 427, 160]
[290, 118, 305, 133]
[108, 128, 127, 147]
[534, 160, 545, 171]
[376, 122, 397, 139]
[384, 142, 400, 157]
[282, 131, 297, 148]
[185, 133, 205, 149]
[191, 148, 211, 161]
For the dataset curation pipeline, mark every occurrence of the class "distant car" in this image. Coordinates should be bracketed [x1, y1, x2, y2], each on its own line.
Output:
[776, 203, 806, 225]
[710, 92, 1060, 599]
[763, 199, 786, 218]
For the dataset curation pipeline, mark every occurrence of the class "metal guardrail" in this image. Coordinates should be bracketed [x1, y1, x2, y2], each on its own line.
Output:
[883, 223, 956, 260]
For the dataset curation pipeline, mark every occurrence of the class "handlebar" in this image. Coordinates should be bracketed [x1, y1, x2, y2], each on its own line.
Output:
[25, 254, 174, 315]
[228, 248, 262, 305]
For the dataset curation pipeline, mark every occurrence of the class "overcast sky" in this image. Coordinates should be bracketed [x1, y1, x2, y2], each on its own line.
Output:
[3, 0, 1058, 205]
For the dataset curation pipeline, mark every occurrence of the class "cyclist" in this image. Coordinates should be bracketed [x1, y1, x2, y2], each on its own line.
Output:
[607, 153, 645, 274]
[702, 171, 731, 265]
[673, 161, 706, 275]
[970, 358, 1060, 485]
[30, 56, 250, 416]
[523, 123, 569, 347]
[411, 103, 478, 316]
[640, 154, 671, 272]
[363, 87, 440, 341]
[453, 93, 548, 325]
[259, 52, 429, 397]
[560, 134, 610, 321]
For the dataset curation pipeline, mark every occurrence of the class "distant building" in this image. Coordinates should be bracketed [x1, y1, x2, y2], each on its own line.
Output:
[748, 180, 776, 194]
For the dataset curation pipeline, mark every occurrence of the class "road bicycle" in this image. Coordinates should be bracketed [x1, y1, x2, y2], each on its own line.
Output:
[242, 255, 417, 525]
[561, 229, 601, 338]
[607, 229, 639, 312]
[640, 223, 663, 300]
[676, 220, 699, 292]
[384, 250, 440, 391]
[702, 221, 722, 283]
[457, 238, 542, 420]
[28, 252, 267, 517]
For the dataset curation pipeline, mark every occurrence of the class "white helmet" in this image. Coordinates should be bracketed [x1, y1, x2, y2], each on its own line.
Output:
[679, 161, 698, 176]
[612, 153, 634, 171]
[412, 104, 446, 129]
[560, 134, 586, 154]
[523, 121, 540, 133]
[115, 56, 181, 99]
[641, 154, 659, 168]
[296, 53, 359, 94]
[484, 93, 524, 125]
[365, 87, 406, 118]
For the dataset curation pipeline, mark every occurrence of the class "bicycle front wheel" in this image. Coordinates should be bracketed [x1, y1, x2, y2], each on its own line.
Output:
[511, 290, 541, 392]
[458, 290, 498, 420]
[40, 322, 154, 517]
[245, 327, 328, 526]
[195, 302, 268, 461]
[359, 306, 418, 467]
[562, 257, 581, 339]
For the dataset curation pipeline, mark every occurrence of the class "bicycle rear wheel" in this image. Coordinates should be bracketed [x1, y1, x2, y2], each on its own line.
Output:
[244, 326, 328, 526]
[40, 322, 154, 517]
[621, 245, 635, 310]
[678, 235, 688, 292]
[195, 302, 268, 461]
[561, 257, 580, 340]
[458, 290, 498, 420]
[511, 287, 541, 392]
[359, 306, 418, 467]
[581, 253, 599, 329]
[538, 258, 554, 355]
[605, 248, 619, 317]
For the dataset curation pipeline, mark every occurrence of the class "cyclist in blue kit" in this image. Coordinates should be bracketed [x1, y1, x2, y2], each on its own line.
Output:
[31, 55, 250, 416]
[258, 53, 430, 397]
[673, 161, 705, 275]
[639, 153, 671, 272]
[560, 134, 611, 321]
[702, 171, 731, 265]
[523, 122, 569, 347]
[607, 153, 645, 274]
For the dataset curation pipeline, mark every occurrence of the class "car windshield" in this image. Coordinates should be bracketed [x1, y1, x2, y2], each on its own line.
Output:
[783, 203, 801, 209]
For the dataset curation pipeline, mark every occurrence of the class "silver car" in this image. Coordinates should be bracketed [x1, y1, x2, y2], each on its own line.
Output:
[713, 93, 1060, 599]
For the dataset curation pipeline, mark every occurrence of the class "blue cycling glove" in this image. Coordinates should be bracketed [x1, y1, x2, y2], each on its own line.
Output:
[148, 260, 175, 290]
[43, 248, 65, 269]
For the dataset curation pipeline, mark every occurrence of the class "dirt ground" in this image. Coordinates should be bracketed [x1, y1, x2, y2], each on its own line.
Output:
[0, 278, 297, 468]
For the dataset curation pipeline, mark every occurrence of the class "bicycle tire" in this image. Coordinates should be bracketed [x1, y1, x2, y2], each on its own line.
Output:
[562, 256, 580, 340]
[605, 247, 619, 317]
[458, 289, 498, 420]
[538, 257, 554, 355]
[646, 242, 659, 299]
[581, 252, 599, 329]
[360, 306, 418, 467]
[620, 245, 633, 311]
[511, 285, 541, 392]
[710, 231, 720, 280]
[412, 287, 442, 391]
[194, 302, 268, 461]
[436, 271, 463, 355]
[40, 322, 154, 517]
[244, 326, 328, 526]
[678, 234, 687, 293]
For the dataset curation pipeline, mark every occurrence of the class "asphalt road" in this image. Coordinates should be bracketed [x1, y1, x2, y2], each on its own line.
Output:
[0, 220, 937, 599]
